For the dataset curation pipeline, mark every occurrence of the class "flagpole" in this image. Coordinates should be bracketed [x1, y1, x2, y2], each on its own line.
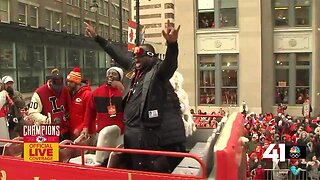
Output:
[135, 0, 140, 46]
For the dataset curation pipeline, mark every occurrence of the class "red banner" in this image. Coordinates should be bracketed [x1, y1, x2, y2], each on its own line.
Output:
[0, 156, 202, 180]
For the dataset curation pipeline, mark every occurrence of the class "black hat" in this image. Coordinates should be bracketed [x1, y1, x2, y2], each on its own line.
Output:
[50, 68, 63, 91]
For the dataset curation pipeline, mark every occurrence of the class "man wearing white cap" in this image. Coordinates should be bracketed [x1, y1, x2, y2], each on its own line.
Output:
[0, 76, 25, 139]
[82, 67, 125, 165]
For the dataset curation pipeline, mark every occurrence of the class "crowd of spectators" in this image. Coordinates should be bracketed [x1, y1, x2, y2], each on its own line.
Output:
[244, 108, 320, 179]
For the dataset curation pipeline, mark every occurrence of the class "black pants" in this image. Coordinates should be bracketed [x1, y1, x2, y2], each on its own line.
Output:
[162, 143, 186, 172]
[59, 132, 71, 142]
[124, 127, 185, 173]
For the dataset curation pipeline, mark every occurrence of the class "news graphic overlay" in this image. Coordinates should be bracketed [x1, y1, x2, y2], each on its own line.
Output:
[285, 145, 306, 160]
[263, 144, 306, 162]
[23, 125, 60, 162]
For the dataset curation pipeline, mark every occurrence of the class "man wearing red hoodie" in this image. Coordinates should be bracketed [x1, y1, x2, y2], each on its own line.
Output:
[82, 67, 124, 164]
[67, 67, 91, 139]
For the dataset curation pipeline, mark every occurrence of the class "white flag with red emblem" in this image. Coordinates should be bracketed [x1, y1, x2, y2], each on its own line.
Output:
[128, 20, 137, 51]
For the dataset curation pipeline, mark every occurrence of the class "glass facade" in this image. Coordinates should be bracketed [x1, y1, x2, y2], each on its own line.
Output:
[0, 26, 116, 93]
[199, 54, 238, 105]
[274, 53, 311, 105]
[197, 0, 238, 29]
[274, 0, 312, 27]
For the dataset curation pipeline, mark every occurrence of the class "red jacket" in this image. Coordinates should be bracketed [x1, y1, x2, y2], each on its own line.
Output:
[35, 83, 71, 134]
[69, 83, 91, 136]
[84, 84, 124, 134]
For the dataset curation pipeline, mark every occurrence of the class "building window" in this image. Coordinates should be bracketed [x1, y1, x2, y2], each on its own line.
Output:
[67, 48, 82, 71]
[111, 4, 120, 19]
[18, 3, 39, 27]
[295, 53, 310, 104]
[104, 25, 109, 39]
[221, 54, 238, 105]
[84, 0, 89, 10]
[98, 24, 104, 38]
[124, 10, 129, 22]
[295, 0, 311, 26]
[275, 54, 289, 104]
[52, 12, 61, 31]
[199, 55, 216, 105]
[220, 0, 237, 27]
[274, 0, 289, 26]
[111, 27, 117, 41]
[17, 44, 44, 93]
[0, 42, 14, 69]
[18, 2, 27, 25]
[44, 10, 51, 30]
[66, 16, 72, 33]
[67, 0, 72, 5]
[198, 54, 238, 105]
[123, 30, 128, 44]
[99, 0, 108, 16]
[73, 17, 80, 35]
[98, 52, 108, 84]
[114, 28, 120, 42]
[45, 10, 61, 31]
[274, 53, 311, 105]
[29, 5, 38, 27]
[164, 3, 174, 9]
[165, 13, 174, 19]
[98, 24, 109, 39]
[45, 46, 65, 81]
[0, 42, 15, 82]
[144, 33, 162, 38]
[66, 15, 80, 35]
[142, 23, 161, 28]
[135, 4, 161, 10]
[73, 0, 79, 7]
[45, 46, 64, 68]
[138, 14, 161, 19]
[122, 9, 126, 22]
[197, 0, 238, 29]
[0, 0, 9, 23]
[83, 50, 99, 85]
[274, 0, 311, 27]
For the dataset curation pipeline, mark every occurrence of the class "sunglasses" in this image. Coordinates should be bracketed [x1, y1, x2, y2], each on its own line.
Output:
[133, 46, 155, 58]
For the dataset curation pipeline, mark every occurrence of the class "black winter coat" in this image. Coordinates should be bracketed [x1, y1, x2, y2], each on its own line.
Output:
[94, 36, 186, 147]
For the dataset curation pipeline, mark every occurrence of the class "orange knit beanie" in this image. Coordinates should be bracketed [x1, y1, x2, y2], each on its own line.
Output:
[67, 67, 81, 84]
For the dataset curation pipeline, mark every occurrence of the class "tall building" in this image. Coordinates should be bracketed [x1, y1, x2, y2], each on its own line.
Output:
[174, 0, 320, 116]
[131, 0, 175, 44]
[0, 0, 130, 95]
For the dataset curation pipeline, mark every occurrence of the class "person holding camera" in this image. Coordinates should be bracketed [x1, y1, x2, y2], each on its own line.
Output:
[0, 76, 25, 139]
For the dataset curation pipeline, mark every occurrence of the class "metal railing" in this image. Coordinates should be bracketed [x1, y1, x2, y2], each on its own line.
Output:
[0, 138, 207, 179]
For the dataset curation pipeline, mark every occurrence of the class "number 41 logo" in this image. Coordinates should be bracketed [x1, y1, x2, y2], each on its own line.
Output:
[262, 144, 286, 162]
